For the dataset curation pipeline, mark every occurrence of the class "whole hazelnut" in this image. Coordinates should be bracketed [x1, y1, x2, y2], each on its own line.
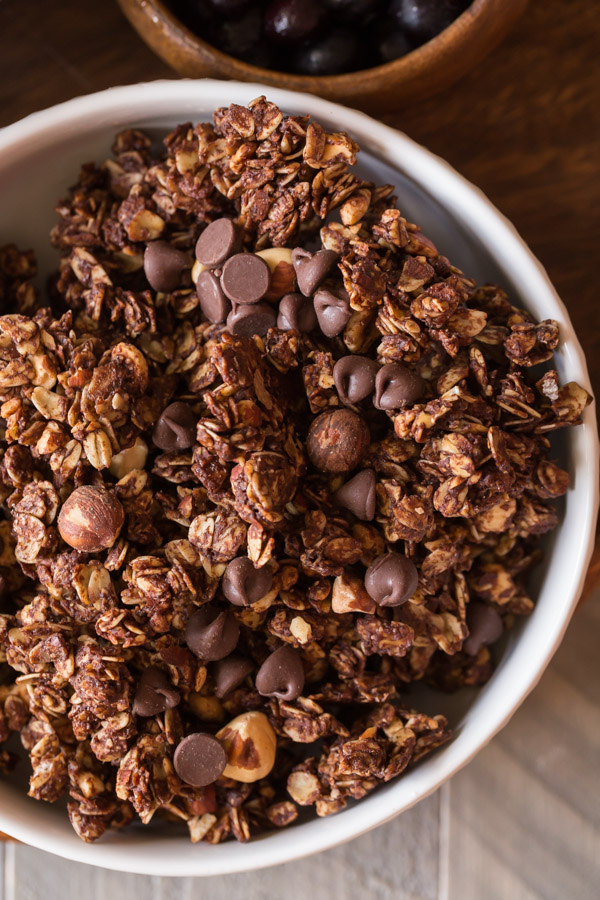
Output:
[58, 485, 124, 553]
[215, 711, 277, 783]
[306, 409, 370, 473]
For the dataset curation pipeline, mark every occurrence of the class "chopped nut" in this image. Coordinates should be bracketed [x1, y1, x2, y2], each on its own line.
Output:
[331, 571, 376, 614]
[109, 438, 148, 479]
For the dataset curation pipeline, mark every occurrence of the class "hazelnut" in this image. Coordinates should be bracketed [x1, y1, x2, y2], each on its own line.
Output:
[58, 485, 124, 553]
[287, 770, 322, 806]
[191, 259, 207, 285]
[331, 571, 376, 615]
[256, 248, 296, 301]
[306, 409, 370, 473]
[109, 437, 148, 480]
[215, 711, 276, 783]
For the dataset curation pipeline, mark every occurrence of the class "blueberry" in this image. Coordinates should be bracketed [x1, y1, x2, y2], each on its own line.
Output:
[265, 0, 324, 45]
[206, 0, 251, 17]
[239, 40, 274, 68]
[390, 0, 470, 43]
[325, 0, 382, 23]
[216, 8, 262, 56]
[377, 26, 412, 64]
[168, 0, 217, 38]
[294, 29, 359, 75]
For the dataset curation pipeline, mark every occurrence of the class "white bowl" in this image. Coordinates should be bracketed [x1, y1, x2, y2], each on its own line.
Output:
[0, 80, 597, 876]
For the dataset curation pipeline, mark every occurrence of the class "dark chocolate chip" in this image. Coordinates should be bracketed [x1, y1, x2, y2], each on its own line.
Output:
[133, 666, 180, 717]
[197, 269, 232, 324]
[463, 602, 503, 656]
[226, 302, 277, 337]
[221, 253, 271, 304]
[144, 241, 190, 293]
[185, 607, 240, 661]
[334, 469, 376, 521]
[195, 218, 241, 268]
[333, 356, 379, 405]
[364, 552, 418, 607]
[173, 732, 227, 787]
[313, 287, 352, 337]
[277, 292, 317, 332]
[374, 363, 424, 410]
[292, 247, 339, 296]
[255, 645, 305, 701]
[213, 655, 254, 699]
[306, 408, 370, 473]
[222, 557, 273, 607]
[152, 401, 197, 451]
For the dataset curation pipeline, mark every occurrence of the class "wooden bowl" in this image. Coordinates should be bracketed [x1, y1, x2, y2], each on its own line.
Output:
[117, 0, 528, 113]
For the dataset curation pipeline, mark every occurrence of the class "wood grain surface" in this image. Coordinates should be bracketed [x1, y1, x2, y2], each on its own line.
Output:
[0, 0, 598, 896]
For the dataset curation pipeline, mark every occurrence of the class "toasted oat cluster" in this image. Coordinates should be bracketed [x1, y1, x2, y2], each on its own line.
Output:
[0, 97, 591, 844]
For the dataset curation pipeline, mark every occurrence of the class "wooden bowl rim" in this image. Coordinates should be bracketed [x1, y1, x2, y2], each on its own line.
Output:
[124, 0, 508, 86]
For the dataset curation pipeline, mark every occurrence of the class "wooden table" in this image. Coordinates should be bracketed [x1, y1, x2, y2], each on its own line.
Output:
[0, 1, 598, 897]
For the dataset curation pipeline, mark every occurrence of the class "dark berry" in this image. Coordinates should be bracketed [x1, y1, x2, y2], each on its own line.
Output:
[207, 0, 251, 16]
[239, 40, 274, 68]
[265, 0, 324, 45]
[216, 8, 262, 56]
[169, 0, 216, 39]
[379, 30, 412, 63]
[325, 0, 382, 23]
[391, 0, 470, 43]
[369, 16, 412, 64]
[294, 29, 359, 75]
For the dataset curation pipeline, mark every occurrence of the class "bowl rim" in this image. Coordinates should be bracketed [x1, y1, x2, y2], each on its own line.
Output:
[0, 79, 597, 876]
[120, 0, 491, 85]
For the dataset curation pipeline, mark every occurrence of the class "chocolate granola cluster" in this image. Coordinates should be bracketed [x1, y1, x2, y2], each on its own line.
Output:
[0, 97, 591, 844]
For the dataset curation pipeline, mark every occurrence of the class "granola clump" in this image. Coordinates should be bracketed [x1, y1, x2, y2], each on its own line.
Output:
[0, 96, 591, 845]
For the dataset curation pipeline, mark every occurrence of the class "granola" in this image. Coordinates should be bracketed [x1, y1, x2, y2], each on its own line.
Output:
[0, 96, 591, 845]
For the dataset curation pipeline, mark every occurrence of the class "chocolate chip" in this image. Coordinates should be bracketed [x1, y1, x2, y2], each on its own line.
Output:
[463, 602, 503, 656]
[144, 241, 190, 292]
[185, 607, 240, 661]
[173, 732, 227, 787]
[306, 408, 370, 473]
[255, 645, 304, 700]
[313, 287, 352, 337]
[222, 557, 273, 606]
[195, 217, 241, 268]
[197, 269, 232, 323]
[213, 655, 254, 699]
[221, 253, 271, 304]
[291, 247, 338, 296]
[226, 302, 276, 337]
[152, 401, 197, 451]
[333, 356, 379, 405]
[133, 666, 180, 717]
[277, 292, 317, 332]
[374, 363, 424, 410]
[334, 468, 376, 521]
[364, 552, 418, 607]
